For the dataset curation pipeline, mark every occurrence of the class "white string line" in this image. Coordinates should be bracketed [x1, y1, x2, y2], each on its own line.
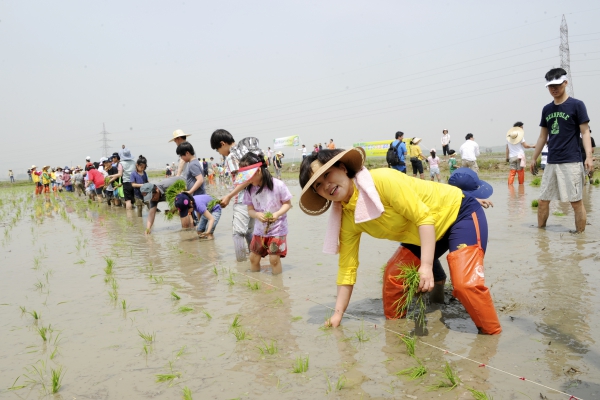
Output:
[234, 269, 582, 400]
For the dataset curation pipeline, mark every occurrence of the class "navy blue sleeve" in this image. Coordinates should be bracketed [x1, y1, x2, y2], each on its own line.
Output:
[540, 104, 549, 128]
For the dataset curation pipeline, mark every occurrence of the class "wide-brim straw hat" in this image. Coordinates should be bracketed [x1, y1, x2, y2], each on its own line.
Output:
[31, 165, 36, 169]
[412, 137, 422, 145]
[43, 165, 50, 170]
[299, 147, 365, 215]
[506, 126, 525, 145]
[168, 129, 191, 143]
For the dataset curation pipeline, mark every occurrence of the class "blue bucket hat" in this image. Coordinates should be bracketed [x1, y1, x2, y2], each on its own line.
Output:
[448, 168, 493, 199]
[174, 193, 194, 218]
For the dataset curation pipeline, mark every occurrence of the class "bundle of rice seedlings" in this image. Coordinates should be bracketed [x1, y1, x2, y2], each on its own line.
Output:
[206, 196, 220, 212]
[531, 199, 539, 207]
[393, 263, 427, 326]
[165, 180, 187, 209]
[396, 358, 427, 380]
[530, 177, 542, 186]
[263, 211, 274, 234]
[467, 387, 493, 399]
[427, 361, 460, 391]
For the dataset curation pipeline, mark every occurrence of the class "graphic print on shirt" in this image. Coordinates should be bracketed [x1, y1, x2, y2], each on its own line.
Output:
[545, 112, 570, 135]
[551, 118, 559, 135]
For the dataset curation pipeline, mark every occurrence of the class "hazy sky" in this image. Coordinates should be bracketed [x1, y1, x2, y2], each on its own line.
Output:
[1, 0, 599, 177]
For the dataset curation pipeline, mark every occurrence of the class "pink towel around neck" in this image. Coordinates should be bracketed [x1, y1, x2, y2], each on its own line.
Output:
[322, 168, 384, 254]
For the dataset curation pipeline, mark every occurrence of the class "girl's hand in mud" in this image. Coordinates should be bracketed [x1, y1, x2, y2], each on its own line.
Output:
[417, 265, 434, 292]
[476, 198, 494, 209]
[326, 312, 343, 328]
[197, 232, 208, 238]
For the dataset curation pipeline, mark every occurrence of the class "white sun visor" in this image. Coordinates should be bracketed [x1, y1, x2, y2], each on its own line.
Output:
[545, 74, 568, 87]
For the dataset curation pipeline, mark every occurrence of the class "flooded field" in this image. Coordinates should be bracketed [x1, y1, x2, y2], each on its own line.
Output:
[1, 179, 599, 399]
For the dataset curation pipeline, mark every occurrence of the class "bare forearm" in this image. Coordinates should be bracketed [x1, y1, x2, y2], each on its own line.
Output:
[274, 202, 292, 218]
[418, 225, 436, 269]
[334, 285, 354, 315]
[188, 175, 204, 194]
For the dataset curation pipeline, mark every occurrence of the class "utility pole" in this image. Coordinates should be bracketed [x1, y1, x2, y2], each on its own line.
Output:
[559, 15, 574, 97]
[99, 123, 111, 157]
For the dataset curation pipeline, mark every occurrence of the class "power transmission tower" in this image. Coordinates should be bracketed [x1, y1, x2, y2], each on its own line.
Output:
[559, 15, 574, 97]
[99, 123, 111, 157]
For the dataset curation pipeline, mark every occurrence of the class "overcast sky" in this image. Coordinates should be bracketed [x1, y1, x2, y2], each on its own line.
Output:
[1, 0, 599, 177]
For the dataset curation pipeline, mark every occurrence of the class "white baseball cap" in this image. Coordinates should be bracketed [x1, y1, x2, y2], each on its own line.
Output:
[86, 156, 91, 160]
[545, 74, 567, 87]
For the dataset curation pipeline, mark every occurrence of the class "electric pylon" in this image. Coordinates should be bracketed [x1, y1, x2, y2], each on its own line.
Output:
[99, 123, 111, 157]
[559, 15, 574, 97]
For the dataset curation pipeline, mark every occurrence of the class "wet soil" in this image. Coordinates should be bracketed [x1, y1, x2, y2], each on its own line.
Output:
[1, 178, 599, 399]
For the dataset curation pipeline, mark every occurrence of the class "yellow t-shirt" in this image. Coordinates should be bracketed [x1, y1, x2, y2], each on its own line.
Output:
[409, 144, 423, 160]
[337, 168, 463, 285]
[32, 172, 39, 183]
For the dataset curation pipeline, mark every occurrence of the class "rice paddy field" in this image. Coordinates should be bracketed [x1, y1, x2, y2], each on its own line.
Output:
[1, 178, 599, 399]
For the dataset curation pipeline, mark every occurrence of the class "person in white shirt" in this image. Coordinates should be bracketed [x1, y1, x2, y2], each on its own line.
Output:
[441, 129, 451, 158]
[459, 133, 480, 172]
[297, 144, 307, 159]
[505, 122, 535, 185]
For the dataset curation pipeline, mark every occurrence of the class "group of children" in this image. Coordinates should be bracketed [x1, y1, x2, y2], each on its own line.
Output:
[30, 165, 74, 194]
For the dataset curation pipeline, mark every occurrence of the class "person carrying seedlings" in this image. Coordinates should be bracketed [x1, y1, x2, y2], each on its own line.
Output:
[298, 148, 501, 334]
[506, 122, 535, 185]
[238, 152, 292, 275]
[140, 176, 186, 234]
[427, 148, 441, 182]
[210, 129, 261, 261]
[529, 67, 592, 233]
[173, 193, 222, 240]
[131, 155, 149, 216]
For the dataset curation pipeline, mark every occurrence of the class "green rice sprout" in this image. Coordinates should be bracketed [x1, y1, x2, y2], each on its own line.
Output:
[428, 361, 461, 391]
[530, 177, 542, 186]
[226, 270, 235, 286]
[156, 372, 181, 384]
[19, 306, 27, 314]
[183, 386, 193, 400]
[233, 327, 247, 341]
[74, 258, 86, 264]
[175, 345, 187, 358]
[152, 275, 164, 284]
[291, 316, 302, 322]
[110, 279, 119, 291]
[201, 309, 212, 320]
[29, 310, 41, 320]
[229, 315, 241, 331]
[399, 334, 416, 357]
[37, 324, 52, 341]
[138, 329, 155, 343]
[50, 366, 64, 393]
[108, 290, 118, 301]
[143, 344, 149, 356]
[354, 322, 370, 342]
[334, 375, 347, 391]
[273, 297, 283, 305]
[531, 199, 539, 207]
[397, 358, 427, 380]
[246, 280, 260, 291]
[170, 290, 181, 300]
[594, 178, 600, 185]
[257, 340, 278, 355]
[104, 256, 114, 274]
[468, 387, 494, 399]
[177, 305, 194, 313]
[165, 180, 187, 209]
[33, 256, 41, 269]
[8, 376, 27, 391]
[50, 346, 59, 360]
[553, 211, 565, 216]
[393, 264, 427, 326]
[291, 355, 309, 373]
[121, 299, 127, 310]
[212, 266, 218, 276]
[34, 280, 45, 291]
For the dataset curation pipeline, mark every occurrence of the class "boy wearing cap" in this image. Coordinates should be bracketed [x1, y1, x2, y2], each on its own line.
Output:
[506, 122, 535, 185]
[530, 68, 592, 233]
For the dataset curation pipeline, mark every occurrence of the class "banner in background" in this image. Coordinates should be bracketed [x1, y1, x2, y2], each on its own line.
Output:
[273, 135, 300, 149]
[353, 140, 392, 157]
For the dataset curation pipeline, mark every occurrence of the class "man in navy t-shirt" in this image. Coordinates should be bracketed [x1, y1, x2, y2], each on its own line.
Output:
[530, 67, 592, 233]
[390, 131, 408, 174]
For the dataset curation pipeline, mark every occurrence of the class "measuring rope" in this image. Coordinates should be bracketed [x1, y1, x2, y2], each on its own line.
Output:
[233, 269, 582, 400]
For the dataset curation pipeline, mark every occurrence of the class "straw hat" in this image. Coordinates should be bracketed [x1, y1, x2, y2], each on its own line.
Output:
[43, 165, 50, 170]
[31, 165, 37, 169]
[299, 147, 366, 215]
[412, 137, 422, 145]
[168, 129, 191, 143]
[506, 127, 525, 145]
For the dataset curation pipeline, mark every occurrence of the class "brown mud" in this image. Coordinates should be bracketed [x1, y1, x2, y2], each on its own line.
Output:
[0, 178, 599, 399]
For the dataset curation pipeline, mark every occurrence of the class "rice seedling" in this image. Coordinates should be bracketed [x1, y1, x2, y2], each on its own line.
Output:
[74, 258, 86, 264]
[230, 315, 242, 331]
[593, 178, 600, 185]
[50, 347, 59, 360]
[354, 322, 370, 342]
[156, 372, 181, 384]
[396, 358, 427, 380]
[257, 340, 278, 355]
[246, 280, 260, 291]
[165, 180, 187, 209]
[212, 266, 218, 275]
[201, 309, 212, 320]
[20, 306, 27, 314]
[428, 361, 461, 391]
[291, 355, 309, 373]
[8, 376, 27, 391]
[530, 177, 542, 186]
[291, 316, 302, 322]
[226, 270, 235, 286]
[50, 366, 64, 393]
[44, 270, 53, 283]
[183, 386, 193, 400]
[33, 256, 41, 269]
[138, 330, 155, 343]
[233, 327, 247, 341]
[34, 280, 45, 291]
[29, 310, 41, 320]
[468, 387, 494, 399]
[121, 299, 127, 310]
[108, 290, 118, 301]
[553, 211, 565, 216]
[104, 256, 114, 274]
[152, 275, 164, 284]
[37, 324, 52, 341]
[399, 334, 416, 357]
[393, 263, 427, 327]
[273, 297, 283, 306]
[175, 345, 187, 358]
[110, 279, 119, 291]
[531, 199, 539, 207]
[177, 305, 194, 313]
[170, 290, 181, 300]
[263, 211, 274, 234]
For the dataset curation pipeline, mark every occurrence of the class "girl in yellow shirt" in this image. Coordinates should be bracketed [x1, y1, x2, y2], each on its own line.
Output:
[299, 147, 501, 335]
[409, 137, 426, 179]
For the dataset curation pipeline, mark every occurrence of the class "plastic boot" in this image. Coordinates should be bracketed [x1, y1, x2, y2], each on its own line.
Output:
[382, 246, 421, 319]
[508, 170, 516, 185]
[517, 169, 525, 184]
[446, 214, 501, 334]
[429, 280, 446, 304]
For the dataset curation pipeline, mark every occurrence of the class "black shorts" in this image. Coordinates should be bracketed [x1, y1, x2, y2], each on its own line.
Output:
[123, 182, 134, 202]
[411, 160, 424, 175]
[95, 187, 104, 195]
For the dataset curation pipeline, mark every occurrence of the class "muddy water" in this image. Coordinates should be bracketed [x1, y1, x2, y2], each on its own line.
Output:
[0, 180, 599, 399]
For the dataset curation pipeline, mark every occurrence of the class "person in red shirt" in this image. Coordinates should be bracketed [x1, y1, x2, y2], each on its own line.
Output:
[85, 164, 105, 202]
